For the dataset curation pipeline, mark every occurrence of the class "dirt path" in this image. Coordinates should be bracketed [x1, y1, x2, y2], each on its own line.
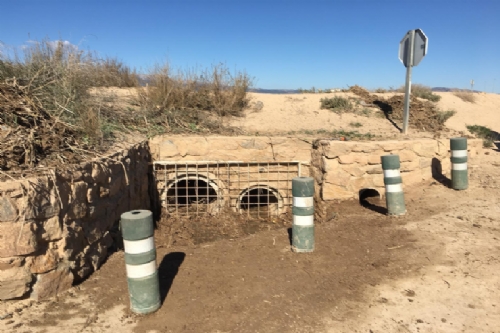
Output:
[1, 150, 499, 333]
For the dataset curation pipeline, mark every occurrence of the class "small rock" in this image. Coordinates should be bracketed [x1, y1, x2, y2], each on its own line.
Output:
[404, 289, 416, 297]
[0, 312, 13, 320]
[441, 318, 447, 323]
[416, 319, 424, 323]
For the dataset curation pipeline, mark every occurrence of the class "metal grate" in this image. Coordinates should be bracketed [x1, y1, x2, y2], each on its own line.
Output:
[153, 161, 301, 219]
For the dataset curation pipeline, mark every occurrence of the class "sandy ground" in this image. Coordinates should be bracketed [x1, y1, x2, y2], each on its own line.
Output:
[1, 152, 499, 333]
[435, 92, 500, 134]
[234, 91, 500, 138]
[1, 89, 500, 333]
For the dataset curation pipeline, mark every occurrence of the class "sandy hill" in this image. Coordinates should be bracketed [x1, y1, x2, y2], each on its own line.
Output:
[231, 91, 500, 140]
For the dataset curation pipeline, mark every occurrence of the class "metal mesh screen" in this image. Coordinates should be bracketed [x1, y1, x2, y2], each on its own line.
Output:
[153, 161, 301, 219]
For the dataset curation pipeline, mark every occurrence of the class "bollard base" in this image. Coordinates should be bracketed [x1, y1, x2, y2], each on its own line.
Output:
[128, 271, 161, 315]
[291, 246, 315, 253]
[451, 170, 468, 190]
[292, 225, 314, 253]
[386, 192, 406, 216]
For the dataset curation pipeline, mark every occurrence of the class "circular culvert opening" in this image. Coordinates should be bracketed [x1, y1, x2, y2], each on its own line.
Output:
[163, 175, 223, 215]
[359, 188, 381, 206]
[237, 186, 284, 218]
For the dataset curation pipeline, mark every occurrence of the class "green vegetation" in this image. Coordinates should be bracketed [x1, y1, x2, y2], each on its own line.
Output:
[361, 108, 372, 116]
[297, 87, 332, 93]
[466, 124, 496, 147]
[287, 129, 376, 141]
[349, 122, 363, 128]
[320, 96, 353, 113]
[436, 110, 456, 125]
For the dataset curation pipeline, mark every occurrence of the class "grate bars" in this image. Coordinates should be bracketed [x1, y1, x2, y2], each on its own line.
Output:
[153, 161, 301, 219]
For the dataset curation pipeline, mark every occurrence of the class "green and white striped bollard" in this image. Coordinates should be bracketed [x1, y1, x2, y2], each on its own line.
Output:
[381, 155, 406, 215]
[450, 137, 468, 190]
[120, 210, 161, 314]
[292, 177, 314, 253]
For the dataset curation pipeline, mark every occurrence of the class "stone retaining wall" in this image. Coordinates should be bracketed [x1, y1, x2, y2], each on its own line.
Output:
[0, 135, 484, 301]
[311, 138, 483, 217]
[149, 136, 313, 168]
[0, 142, 150, 300]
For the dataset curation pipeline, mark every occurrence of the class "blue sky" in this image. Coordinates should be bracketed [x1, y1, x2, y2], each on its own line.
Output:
[1, 0, 499, 91]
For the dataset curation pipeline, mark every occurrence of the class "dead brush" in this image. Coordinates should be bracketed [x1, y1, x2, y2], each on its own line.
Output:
[320, 96, 353, 114]
[135, 62, 252, 132]
[0, 38, 139, 145]
[398, 84, 441, 102]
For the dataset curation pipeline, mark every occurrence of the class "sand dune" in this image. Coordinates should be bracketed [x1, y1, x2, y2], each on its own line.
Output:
[232, 91, 500, 139]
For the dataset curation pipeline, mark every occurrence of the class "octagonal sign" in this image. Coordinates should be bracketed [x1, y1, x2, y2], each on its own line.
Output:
[399, 29, 428, 67]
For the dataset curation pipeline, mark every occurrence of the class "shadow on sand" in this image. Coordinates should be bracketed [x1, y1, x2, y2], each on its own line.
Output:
[359, 188, 387, 215]
[431, 157, 451, 188]
[158, 252, 186, 304]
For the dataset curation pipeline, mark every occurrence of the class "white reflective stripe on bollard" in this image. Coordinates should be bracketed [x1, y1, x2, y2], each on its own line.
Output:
[293, 197, 314, 208]
[452, 163, 468, 171]
[451, 150, 467, 157]
[123, 237, 155, 254]
[383, 169, 401, 178]
[126, 261, 157, 279]
[293, 215, 314, 226]
[386, 184, 403, 193]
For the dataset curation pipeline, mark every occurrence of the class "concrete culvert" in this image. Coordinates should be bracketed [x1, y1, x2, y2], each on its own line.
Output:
[163, 175, 223, 215]
[359, 188, 381, 206]
[237, 186, 283, 218]
[359, 188, 387, 214]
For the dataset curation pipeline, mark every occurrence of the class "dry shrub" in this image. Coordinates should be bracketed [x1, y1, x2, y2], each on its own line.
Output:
[398, 84, 441, 102]
[320, 96, 353, 113]
[436, 110, 456, 125]
[466, 124, 497, 147]
[0, 39, 139, 144]
[452, 90, 476, 103]
[136, 62, 252, 132]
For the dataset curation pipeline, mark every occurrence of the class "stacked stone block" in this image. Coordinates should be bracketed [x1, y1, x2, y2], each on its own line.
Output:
[311, 138, 483, 204]
[0, 142, 151, 301]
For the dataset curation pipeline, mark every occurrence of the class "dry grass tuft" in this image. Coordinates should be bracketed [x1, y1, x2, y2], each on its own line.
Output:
[320, 96, 353, 113]
[0, 39, 140, 144]
[1, 39, 252, 140]
[452, 90, 476, 103]
[398, 84, 441, 102]
[135, 62, 252, 133]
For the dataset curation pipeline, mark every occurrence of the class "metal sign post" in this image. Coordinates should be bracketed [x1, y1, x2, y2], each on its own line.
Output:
[399, 29, 428, 135]
[402, 30, 415, 135]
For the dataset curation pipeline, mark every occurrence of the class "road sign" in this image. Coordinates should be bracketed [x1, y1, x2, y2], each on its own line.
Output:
[398, 29, 428, 135]
[399, 29, 428, 67]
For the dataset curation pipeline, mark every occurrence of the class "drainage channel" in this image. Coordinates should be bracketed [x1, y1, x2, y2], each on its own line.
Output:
[153, 161, 302, 219]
